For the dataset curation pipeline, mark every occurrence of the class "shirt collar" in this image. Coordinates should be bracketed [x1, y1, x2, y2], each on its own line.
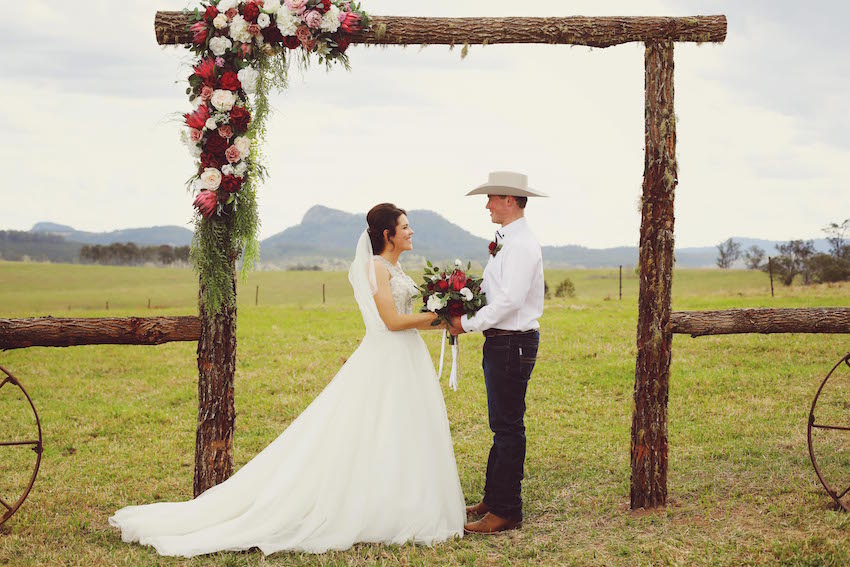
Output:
[496, 216, 527, 241]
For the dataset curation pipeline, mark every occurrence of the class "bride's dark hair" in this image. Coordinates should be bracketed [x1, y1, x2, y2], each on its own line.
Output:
[367, 203, 407, 254]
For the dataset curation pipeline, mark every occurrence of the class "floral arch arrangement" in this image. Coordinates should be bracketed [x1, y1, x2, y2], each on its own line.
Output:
[181, 0, 368, 313]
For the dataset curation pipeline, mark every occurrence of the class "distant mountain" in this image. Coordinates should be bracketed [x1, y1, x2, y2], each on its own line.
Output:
[30, 222, 193, 246]
[4, 212, 834, 268]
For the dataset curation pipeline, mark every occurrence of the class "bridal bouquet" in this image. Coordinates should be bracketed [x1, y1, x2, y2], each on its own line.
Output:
[418, 260, 486, 391]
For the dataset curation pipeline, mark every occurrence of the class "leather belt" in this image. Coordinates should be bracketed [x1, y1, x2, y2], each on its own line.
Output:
[483, 328, 537, 338]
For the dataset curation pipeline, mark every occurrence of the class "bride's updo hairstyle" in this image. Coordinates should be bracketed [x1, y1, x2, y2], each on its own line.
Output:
[367, 203, 407, 254]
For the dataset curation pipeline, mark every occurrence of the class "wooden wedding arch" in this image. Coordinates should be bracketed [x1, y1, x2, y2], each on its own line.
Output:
[4, 12, 850, 513]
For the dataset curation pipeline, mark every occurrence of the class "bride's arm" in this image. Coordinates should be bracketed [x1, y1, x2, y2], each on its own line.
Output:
[373, 261, 440, 331]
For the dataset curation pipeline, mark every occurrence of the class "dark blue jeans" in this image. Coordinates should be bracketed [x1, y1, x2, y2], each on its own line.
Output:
[481, 330, 539, 522]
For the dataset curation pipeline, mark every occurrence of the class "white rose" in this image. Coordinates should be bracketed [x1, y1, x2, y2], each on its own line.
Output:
[276, 8, 299, 36]
[217, 0, 238, 12]
[426, 295, 446, 313]
[454, 259, 462, 267]
[233, 136, 251, 156]
[237, 67, 259, 95]
[209, 36, 232, 56]
[213, 13, 228, 29]
[221, 164, 235, 176]
[200, 168, 222, 190]
[234, 161, 248, 176]
[205, 117, 218, 130]
[257, 13, 271, 29]
[188, 142, 202, 159]
[210, 89, 236, 112]
[262, 0, 281, 13]
[229, 15, 252, 43]
[320, 5, 341, 32]
[459, 287, 473, 301]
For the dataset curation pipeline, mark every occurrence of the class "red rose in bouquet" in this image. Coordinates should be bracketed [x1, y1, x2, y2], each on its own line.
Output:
[204, 131, 229, 156]
[219, 71, 241, 91]
[242, 1, 260, 22]
[315, 0, 331, 13]
[262, 25, 285, 46]
[220, 174, 244, 193]
[204, 5, 219, 22]
[229, 105, 251, 132]
[200, 151, 227, 170]
[184, 104, 211, 130]
[447, 300, 465, 317]
[281, 35, 300, 49]
[436, 279, 449, 292]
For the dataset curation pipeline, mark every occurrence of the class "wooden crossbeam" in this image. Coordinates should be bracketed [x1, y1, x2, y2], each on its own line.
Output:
[154, 13, 727, 47]
[670, 308, 850, 337]
[0, 317, 201, 350]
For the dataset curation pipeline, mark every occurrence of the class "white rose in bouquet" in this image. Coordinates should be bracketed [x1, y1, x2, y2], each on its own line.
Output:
[459, 287, 473, 301]
[213, 13, 228, 29]
[233, 136, 251, 156]
[210, 89, 237, 112]
[209, 36, 233, 56]
[426, 295, 447, 313]
[200, 168, 223, 190]
[237, 67, 259, 94]
[229, 15, 253, 43]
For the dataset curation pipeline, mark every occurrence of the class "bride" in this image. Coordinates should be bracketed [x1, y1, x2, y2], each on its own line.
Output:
[109, 203, 466, 556]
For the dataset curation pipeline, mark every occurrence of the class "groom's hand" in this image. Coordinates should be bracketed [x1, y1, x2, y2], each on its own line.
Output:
[449, 315, 465, 336]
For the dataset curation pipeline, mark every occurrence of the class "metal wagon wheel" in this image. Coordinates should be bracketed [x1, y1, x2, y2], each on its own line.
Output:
[0, 365, 43, 527]
[808, 353, 850, 511]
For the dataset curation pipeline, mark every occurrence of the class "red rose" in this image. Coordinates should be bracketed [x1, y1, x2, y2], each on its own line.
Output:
[200, 151, 227, 171]
[489, 241, 497, 254]
[437, 280, 449, 292]
[204, 132, 229, 156]
[450, 272, 467, 291]
[315, 0, 331, 13]
[220, 175, 244, 193]
[190, 21, 208, 44]
[340, 12, 362, 33]
[204, 5, 219, 22]
[242, 1, 260, 22]
[262, 25, 284, 45]
[193, 58, 217, 85]
[331, 32, 351, 53]
[229, 105, 251, 132]
[280, 35, 300, 49]
[447, 300, 465, 317]
[219, 71, 241, 91]
[184, 104, 210, 130]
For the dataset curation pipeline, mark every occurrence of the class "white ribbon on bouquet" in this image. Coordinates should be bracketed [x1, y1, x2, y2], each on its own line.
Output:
[437, 331, 459, 391]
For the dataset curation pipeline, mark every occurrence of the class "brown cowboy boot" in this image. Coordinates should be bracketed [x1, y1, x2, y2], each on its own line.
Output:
[463, 512, 521, 535]
[465, 501, 489, 518]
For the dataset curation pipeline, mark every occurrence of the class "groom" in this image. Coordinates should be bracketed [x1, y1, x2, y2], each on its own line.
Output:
[450, 171, 546, 534]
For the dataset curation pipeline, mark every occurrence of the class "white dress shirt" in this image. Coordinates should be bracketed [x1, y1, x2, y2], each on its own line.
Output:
[461, 216, 544, 333]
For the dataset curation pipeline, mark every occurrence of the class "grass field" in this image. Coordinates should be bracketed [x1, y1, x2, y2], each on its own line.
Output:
[1, 260, 850, 566]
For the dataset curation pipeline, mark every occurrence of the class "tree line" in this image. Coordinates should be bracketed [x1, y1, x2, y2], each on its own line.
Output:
[80, 243, 190, 266]
[716, 218, 850, 285]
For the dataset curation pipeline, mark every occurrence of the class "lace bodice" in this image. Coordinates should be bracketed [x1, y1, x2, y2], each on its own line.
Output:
[375, 256, 419, 315]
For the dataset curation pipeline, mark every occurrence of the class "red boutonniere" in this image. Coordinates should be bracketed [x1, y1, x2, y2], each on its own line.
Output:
[488, 241, 503, 257]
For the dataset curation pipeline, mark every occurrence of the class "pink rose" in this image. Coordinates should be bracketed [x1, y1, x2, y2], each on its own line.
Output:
[304, 10, 322, 29]
[302, 38, 316, 50]
[189, 128, 203, 142]
[256, 0, 264, 6]
[218, 125, 233, 139]
[200, 85, 214, 101]
[215, 57, 225, 67]
[338, 10, 347, 22]
[226, 7, 238, 19]
[240, 44, 253, 56]
[295, 25, 311, 42]
[247, 23, 261, 36]
[225, 145, 242, 163]
[285, 0, 308, 14]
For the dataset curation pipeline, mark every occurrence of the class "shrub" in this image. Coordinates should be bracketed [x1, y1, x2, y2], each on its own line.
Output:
[555, 278, 576, 298]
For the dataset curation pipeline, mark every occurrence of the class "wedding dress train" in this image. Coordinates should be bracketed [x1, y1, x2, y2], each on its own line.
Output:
[109, 232, 465, 556]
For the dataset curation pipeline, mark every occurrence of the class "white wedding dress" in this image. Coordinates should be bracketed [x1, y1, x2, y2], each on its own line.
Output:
[109, 231, 466, 556]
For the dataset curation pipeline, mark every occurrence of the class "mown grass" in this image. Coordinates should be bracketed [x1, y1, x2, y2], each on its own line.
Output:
[1, 261, 849, 566]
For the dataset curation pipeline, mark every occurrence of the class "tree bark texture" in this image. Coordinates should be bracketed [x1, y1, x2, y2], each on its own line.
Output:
[0, 317, 200, 350]
[194, 265, 237, 498]
[631, 40, 676, 510]
[670, 308, 850, 337]
[155, 13, 726, 47]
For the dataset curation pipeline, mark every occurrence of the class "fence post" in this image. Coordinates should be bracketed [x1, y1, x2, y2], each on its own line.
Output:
[768, 256, 774, 298]
[255, 285, 259, 306]
[322, 283, 326, 305]
[619, 265, 623, 300]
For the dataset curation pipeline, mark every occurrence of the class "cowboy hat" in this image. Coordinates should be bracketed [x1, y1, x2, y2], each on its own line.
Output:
[466, 171, 548, 197]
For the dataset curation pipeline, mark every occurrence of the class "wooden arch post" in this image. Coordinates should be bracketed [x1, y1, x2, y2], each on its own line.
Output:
[155, 12, 726, 507]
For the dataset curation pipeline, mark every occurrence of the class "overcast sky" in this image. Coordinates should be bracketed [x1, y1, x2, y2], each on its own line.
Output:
[1, 1, 848, 248]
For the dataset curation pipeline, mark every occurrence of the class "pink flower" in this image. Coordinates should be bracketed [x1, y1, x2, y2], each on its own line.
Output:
[304, 10, 322, 29]
[295, 25, 311, 42]
[285, 0, 308, 15]
[200, 85, 214, 101]
[189, 128, 203, 142]
[193, 190, 218, 218]
[302, 38, 317, 50]
[247, 23, 261, 36]
[256, 0, 265, 6]
[218, 125, 233, 139]
[225, 145, 241, 163]
[338, 10, 347, 23]
[190, 21, 208, 44]
[340, 12, 362, 33]
[215, 56, 225, 67]
[240, 44, 253, 56]
[184, 104, 210, 130]
[226, 7, 238, 19]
